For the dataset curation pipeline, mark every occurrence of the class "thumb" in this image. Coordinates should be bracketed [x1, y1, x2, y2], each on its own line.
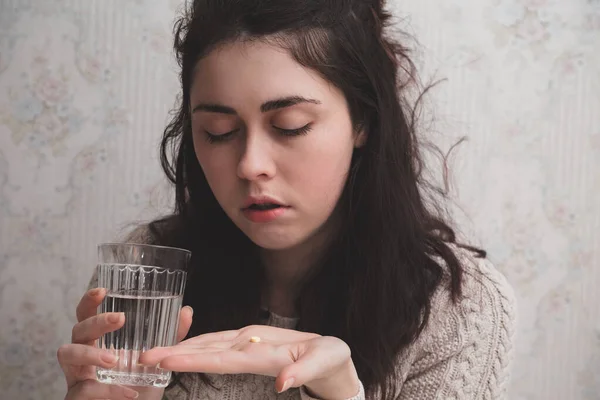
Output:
[275, 337, 351, 393]
[176, 305, 194, 342]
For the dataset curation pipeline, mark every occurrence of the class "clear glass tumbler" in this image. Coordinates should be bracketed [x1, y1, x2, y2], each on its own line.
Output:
[95, 243, 190, 387]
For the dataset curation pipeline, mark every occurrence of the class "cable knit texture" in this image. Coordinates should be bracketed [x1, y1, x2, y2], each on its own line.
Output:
[90, 245, 516, 400]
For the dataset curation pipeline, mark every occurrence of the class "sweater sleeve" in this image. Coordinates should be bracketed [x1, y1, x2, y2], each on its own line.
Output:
[299, 381, 365, 400]
[301, 255, 515, 400]
[397, 256, 517, 400]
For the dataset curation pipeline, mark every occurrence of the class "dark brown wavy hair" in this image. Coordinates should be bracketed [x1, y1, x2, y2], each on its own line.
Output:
[142, 0, 484, 398]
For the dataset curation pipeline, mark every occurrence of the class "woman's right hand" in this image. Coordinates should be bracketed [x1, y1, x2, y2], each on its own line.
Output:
[57, 287, 193, 399]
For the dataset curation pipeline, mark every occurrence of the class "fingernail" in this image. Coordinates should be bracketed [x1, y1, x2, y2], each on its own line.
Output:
[124, 388, 139, 399]
[107, 313, 124, 324]
[89, 288, 102, 297]
[101, 352, 119, 364]
[184, 305, 194, 316]
[279, 377, 295, 393]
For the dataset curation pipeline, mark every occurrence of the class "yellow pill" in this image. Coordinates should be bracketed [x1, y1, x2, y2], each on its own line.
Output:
[249, 336, 261, 343]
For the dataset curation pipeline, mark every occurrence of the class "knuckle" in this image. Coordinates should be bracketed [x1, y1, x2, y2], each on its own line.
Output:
[71, 320, 88, 343]
[56, 344, 70, 362]
[81, 345, 95, 360]
[75, 295, 88, 316]
[91, 315, 104, 330]
[70, 325, 78, 342]
[101, 313, 113, 326]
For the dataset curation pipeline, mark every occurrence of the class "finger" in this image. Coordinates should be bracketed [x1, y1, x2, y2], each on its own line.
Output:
[179, 329, 240, 346]
[66, 380, 139, 400]
[139, 341, 233, 366]
[153, 350, 277, 375]
[235, 326, 320, 342]
[275, 337, 351, 392]
[176, 306, 194, 342]
[57, 343, 119, 369]
[139, 347, 227, 368]
[71, 312, 125, 344]
[76, 288, 106, 323]
[180, 325, 318, 347]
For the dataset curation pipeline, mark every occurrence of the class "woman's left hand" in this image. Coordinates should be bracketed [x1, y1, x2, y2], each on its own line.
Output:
[139, 325, 360, 399]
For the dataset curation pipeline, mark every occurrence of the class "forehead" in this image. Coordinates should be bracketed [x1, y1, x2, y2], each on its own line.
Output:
[190, 40, 340, 105]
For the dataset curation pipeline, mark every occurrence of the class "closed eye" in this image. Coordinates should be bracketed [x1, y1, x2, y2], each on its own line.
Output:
[274, 123, 312, 137]
[204, 124, 312, 143]
[204, 129, 239, 143]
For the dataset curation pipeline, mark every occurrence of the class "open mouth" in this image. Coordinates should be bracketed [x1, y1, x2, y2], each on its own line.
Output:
[241, 198, 288, 222]
[246, 203, 283, 211]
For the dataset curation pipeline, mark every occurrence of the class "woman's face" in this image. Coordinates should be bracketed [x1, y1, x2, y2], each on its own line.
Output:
[190, 40, 365, 250]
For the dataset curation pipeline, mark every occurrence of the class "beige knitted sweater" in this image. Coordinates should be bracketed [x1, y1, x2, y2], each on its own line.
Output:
[155, 250, 517, 400]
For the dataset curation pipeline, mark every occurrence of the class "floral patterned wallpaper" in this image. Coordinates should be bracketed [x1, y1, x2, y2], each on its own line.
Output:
[0, 0, 598, 399]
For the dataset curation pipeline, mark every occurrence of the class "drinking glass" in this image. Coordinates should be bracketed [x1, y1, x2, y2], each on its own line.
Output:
[95, 243, 190, 387]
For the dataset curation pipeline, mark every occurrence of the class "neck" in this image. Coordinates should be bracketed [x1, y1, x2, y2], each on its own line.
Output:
[260, 222, 336, 318]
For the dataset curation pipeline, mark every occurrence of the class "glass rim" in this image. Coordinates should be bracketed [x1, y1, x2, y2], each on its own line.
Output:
[98, 264, 187, 274]
[98, 242, 192, 257]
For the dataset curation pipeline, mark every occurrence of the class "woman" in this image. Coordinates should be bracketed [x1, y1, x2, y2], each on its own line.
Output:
[57, 0, 516, 399]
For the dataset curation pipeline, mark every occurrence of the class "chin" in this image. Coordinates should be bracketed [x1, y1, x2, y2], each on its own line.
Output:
[241, 227, 305, 251]
[248, 234, 302, 251]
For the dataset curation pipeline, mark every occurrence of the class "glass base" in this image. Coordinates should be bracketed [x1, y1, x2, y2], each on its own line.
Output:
[97, 368, 171, 388]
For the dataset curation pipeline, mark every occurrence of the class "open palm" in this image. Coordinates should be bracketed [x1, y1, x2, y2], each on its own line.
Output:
[139, 325, 354, 394]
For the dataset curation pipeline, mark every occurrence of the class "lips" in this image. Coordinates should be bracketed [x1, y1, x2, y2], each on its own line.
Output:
[246, 203, 282, 211]
[241, 196, 289, 223]
[242, 195, 286, 209]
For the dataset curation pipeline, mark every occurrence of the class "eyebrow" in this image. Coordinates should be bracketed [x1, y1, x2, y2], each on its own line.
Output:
[191, 96, 321, 115]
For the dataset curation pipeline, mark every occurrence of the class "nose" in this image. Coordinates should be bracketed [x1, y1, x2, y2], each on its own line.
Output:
[236, 132, 276, 181]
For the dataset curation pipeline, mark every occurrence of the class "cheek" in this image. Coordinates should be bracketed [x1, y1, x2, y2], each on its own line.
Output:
[286, 135, 354, 206]
[194, 141, 236, 196]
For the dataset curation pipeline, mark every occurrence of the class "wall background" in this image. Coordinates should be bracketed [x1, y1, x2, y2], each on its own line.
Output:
[0, 0, 598, 399]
